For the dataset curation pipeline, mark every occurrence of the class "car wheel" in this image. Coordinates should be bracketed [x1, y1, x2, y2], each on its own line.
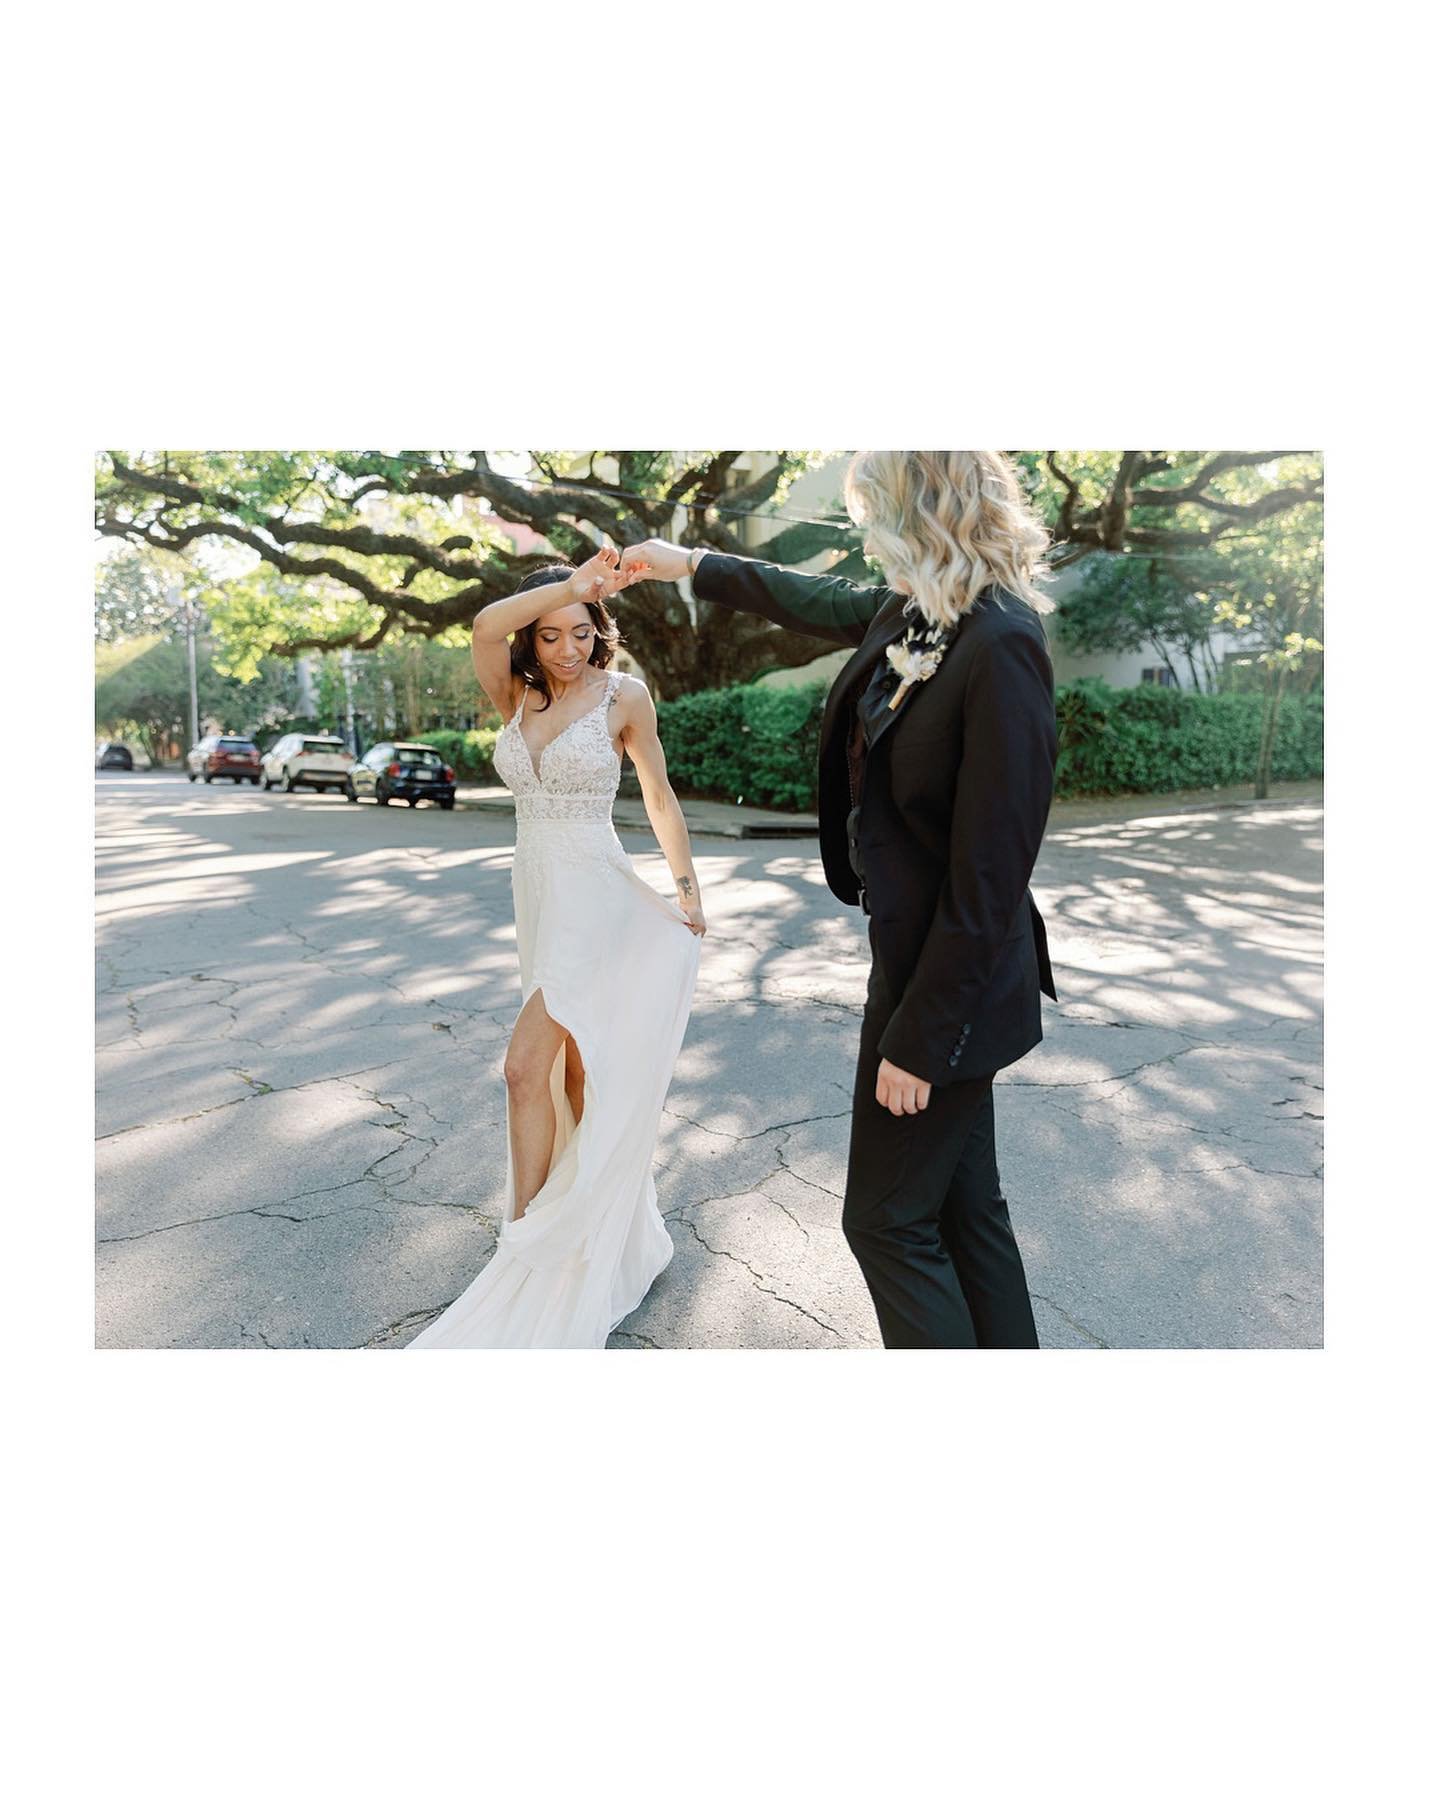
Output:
[203, 773, 213, 784]
[285, 774, 298, 792]
[440, 798, 455, 811]
[262, 778, 273, 791]
[187, 772, 197, 783]
[345, 784, 358, 803]
[250, 776, 261, 785]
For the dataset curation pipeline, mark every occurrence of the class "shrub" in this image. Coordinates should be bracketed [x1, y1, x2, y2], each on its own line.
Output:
[1053, 680, 1323, 797]
[557, 674, 1323, 814]
[412, 726, 500, 780]
[655, 682, 827, 810]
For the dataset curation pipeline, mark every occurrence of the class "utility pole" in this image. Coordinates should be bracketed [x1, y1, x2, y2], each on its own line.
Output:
[341, 647, 357, 754]
[178, 586, 199, 748]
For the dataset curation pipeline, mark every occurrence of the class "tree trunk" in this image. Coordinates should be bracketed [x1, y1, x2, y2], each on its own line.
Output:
[1255, 666, 1286, 799]
[1199, 636, 1222, 694]
[616, 581, 838, 697]
[1148, 633, 1182, 688]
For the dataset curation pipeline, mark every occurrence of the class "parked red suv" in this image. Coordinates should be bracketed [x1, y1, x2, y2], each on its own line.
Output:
[186, 734, 263, 784]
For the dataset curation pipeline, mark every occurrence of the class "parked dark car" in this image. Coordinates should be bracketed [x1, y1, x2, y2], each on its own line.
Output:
[347, 742, 457, 808]
[186, 734, 263, 784]
[95, 741, 134, 770]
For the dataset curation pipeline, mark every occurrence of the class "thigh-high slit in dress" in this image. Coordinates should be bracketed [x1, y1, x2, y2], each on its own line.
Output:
[407, 669, 701, 1348]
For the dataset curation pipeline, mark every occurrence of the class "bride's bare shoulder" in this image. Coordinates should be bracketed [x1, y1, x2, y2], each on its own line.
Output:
[610, 669, 651, 708]
[608, 671, 657, 743]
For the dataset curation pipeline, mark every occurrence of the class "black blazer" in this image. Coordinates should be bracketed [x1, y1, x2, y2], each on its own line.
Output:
[692, 551, 1058, 1085]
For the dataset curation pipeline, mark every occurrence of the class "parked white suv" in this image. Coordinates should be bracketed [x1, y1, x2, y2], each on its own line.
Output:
[262, 733, 355, 793]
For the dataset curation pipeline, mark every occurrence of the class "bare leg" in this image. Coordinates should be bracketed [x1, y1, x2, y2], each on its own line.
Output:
[563, 1033, 586, 1126]
[504, 989, 569, 1219]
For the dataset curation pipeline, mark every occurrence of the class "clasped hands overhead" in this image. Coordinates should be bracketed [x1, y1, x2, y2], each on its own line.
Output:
[569, 540, 696, 599]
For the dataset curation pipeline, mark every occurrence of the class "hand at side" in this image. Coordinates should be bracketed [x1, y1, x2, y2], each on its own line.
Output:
[876, 1058, 931, 1115]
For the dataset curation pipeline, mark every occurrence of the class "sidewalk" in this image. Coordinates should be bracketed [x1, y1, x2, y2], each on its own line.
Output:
[453, 782, 820, 838]
[454, 775, 1323, 840]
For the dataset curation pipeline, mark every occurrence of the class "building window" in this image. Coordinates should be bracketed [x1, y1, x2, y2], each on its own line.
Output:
[1140, 666, 1179, 687]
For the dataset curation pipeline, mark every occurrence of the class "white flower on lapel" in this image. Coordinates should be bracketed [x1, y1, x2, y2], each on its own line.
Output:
[884, 627, 948, 711]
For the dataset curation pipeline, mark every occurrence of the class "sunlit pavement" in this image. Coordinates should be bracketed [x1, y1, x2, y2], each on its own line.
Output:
[95, 772, 1322, 1349]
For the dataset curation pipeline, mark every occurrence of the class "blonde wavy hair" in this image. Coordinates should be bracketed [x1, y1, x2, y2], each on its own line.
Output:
[842, 451, 1056, 626]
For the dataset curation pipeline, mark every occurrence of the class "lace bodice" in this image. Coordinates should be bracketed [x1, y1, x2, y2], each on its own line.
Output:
[493, 669, 623, 823]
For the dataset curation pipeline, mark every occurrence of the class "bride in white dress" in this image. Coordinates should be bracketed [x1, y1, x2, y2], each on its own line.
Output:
[408, 547, 705, 1349]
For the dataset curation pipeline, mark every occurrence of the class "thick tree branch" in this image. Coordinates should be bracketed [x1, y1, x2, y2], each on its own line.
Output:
[96, 513, 493, 635]
[1130, 453, 1300, 507]
[1046, 451, 1081, 543]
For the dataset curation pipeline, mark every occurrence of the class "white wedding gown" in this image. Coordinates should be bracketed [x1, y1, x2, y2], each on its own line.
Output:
[408, 668, 701, 1348]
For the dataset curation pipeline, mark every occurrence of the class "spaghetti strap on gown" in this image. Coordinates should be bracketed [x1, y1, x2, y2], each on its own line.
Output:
[407, 669, 701, 1348]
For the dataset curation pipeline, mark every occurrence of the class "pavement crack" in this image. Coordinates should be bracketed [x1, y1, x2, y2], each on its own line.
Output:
[359, 1306, 446, 1348]
[95, 1061, 403, 1142]
[773, 1134, 845, 1210]
[1029, 1290, 1110, 1348]
[609, 1328, 661, 1349]
[672, 1213, 842, 1338]
[98, 1190, 379, 1244]
[1008, 1044, 1210, 1091]
[662, 1104, 851, 1144]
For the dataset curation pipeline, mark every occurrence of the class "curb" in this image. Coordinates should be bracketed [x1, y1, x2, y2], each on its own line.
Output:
[453, 788, 819, 840]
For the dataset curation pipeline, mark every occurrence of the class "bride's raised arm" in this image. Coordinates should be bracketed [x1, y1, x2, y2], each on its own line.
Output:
[470, 546, 644, 721]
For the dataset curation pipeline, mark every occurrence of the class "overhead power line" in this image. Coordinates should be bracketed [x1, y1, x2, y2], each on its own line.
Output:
[480, 469, 859, 533]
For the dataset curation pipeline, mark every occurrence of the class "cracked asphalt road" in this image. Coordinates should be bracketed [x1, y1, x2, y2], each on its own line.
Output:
[95, 773, 1323, 1349]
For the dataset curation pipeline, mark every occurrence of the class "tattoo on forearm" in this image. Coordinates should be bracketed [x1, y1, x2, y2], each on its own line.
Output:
[678, 875, 694, 899]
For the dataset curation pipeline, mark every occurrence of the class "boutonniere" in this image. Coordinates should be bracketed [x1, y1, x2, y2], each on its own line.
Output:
[884, 617, 953, 711]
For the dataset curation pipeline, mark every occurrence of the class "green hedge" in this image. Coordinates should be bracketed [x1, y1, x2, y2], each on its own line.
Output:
[651, 677, 1322, 811]
[412, 726, 500, 780]
[654, 682, 827, 810]
[1052, 680, 1323, 797]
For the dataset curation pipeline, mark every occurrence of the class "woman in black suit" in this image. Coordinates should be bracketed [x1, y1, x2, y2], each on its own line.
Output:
[620, 451, 1059, 1349]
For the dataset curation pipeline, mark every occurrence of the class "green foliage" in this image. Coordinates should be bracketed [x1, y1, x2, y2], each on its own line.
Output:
[1048, 463, 1324, 699]
[655, 683, 827, 810]
[94, 634, 302, 764]
[1059, 551, 1228, 689]
[95, 546, 192, 642]
[411, 728, 501, 780]
[1019, 452, 1324, 554]
[647, 673, 1322, 813]
[96, 450, 860, 696]
[1053, 679, 1323, 797]
[1207, 520, 1324, 691]
[313, 639, 495, 742]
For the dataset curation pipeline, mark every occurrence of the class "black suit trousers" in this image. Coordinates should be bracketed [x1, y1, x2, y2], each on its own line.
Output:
[843, 945, 1039, 1349]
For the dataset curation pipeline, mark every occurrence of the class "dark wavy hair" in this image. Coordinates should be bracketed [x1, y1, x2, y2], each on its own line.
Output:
[509, 563, 622, 712]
